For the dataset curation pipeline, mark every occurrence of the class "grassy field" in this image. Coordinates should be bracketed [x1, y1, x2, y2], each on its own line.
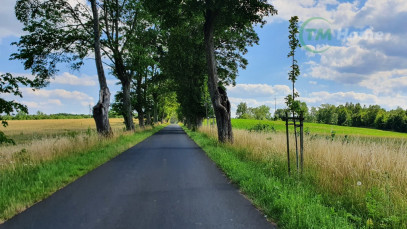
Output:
[230, 119, 407, 138]
[2, 118, 134, 144]
[0, 119, 162, 222]
[194, 123, 407, 228]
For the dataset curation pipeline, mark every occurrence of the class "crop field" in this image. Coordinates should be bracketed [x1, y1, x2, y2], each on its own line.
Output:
[1, 118, 136, 144]
[231, 119, 407, 138]
[197, 121, 407, 228]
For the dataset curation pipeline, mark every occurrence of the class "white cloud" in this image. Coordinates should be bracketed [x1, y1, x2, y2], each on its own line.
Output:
[226, 84, 290, 98]
[3, 88, 95, 114]
[21, 101, 40, 109]
[226, 84, 292, 117]
[47, 99, 63, 106]
[359, 69, 407, 95]
[308, 65, 367, 84]
[267, 0, 344, 23]
[281, 0, 407, 98]
[302, 91, 407, 110]
[21, 88, 94, 102]
[51, 72, 97, 86]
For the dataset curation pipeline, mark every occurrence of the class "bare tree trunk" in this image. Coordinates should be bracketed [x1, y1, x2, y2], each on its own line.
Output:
[204, 9, 233, 143]
[154, 103, 158, 123]
[136, 111, 144, 128]
[146, 112, 151, 126]
[122, 78, 135, 131]
[90, 0, 112, 137]
[135, 74, 144, 128]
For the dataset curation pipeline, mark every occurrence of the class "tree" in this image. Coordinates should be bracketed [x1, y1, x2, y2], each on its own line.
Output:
[337, 105, 351, 126]
[147, 0, 276, 142]
[374, 110, 389, 130]
[305, 107, 318, 122]
[236, 102, 249, 119]
[365, 105, 383, 127]
[298, 101, 309, 117]
[12, 0, 162, 131]
[13, 0, 115, 134]
[251, 105, 271, 120]
[90, 0, 112, 136]
[0, 73, 37, 144]
[284, 16, 301, 169]
[274, 108, 287, 120]
[159, 14, 208, 130]
[285, 16, 301, 115]
[386, 107, 407, 132]
[316, 104, 337, 124]
[202, 0, 276, 143]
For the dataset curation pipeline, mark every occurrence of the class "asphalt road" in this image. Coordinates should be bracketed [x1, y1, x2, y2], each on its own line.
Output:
[1, 125, 275, 229]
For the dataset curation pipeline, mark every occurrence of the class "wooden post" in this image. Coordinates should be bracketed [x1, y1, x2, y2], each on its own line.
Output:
[285, 112, 290, 175]
[293, 113, 299, 172]
[300, 112, 304, 173]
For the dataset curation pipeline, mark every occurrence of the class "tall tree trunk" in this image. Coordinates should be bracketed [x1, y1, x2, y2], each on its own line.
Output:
[121, 78, 135, 131]
[138, 111, 144, 127]
[90, 0, 112, 137]
[204, 9, 233, 143]
[146, 112, 151, 126]
[153, 98, 158, 123]
[135, 74, 144, 128]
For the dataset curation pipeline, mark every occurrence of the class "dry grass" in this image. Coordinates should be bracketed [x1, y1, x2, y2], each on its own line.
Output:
[0, 119, 147, 171]
[200, 125, 407, 222]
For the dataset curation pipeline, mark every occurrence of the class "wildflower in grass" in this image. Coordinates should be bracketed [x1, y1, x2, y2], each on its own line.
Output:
[357, 181, 362, 186]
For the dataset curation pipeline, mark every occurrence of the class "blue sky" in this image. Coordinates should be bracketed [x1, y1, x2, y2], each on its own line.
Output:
[1, 0, 407, 116]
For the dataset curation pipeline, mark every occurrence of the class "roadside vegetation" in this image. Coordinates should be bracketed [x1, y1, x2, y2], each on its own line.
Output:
[0, 121, 164, 222]
[189, 124, 407, 228]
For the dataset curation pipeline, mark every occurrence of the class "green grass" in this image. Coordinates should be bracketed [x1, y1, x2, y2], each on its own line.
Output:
[184, 127, 359, 229]
[0, 126, 163, 222]
[231, 119, 407, 138]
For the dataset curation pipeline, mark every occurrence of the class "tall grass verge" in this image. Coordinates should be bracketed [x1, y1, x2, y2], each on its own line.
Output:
[193, 126, 407, 228]
[185, 127, 354, 228]
[0, 125, 163, 222]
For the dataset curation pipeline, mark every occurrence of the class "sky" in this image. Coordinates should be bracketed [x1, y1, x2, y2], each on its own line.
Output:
[1, 0, 407, 116]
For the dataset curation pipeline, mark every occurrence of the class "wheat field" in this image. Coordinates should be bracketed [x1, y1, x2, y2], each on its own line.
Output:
[0, 118, 144, 171]
[2, 118, 132, 143]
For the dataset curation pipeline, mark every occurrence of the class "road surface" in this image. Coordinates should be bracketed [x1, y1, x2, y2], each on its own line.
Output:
[1, 125, 275, 229]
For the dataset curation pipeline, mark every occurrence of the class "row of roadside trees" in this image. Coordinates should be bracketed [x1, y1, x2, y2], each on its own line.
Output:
[1, 0, 277, 143]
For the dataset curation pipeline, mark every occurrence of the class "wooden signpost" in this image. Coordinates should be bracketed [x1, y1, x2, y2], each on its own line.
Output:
[285, 112, 304, 174]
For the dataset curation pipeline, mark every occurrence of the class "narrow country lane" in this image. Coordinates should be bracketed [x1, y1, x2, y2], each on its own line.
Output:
[1, 125, 275, 229]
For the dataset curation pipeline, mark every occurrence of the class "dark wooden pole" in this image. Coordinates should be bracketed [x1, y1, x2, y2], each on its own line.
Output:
[300, 112, 304, 173]
[285, 112, 290, 175]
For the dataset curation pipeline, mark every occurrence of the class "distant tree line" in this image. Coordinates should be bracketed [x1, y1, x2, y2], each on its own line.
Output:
[244, 101, 407, 133]
[307, 103, 407, 133]
[236, 102, 272, 120]
[1, 111, 93, 120]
